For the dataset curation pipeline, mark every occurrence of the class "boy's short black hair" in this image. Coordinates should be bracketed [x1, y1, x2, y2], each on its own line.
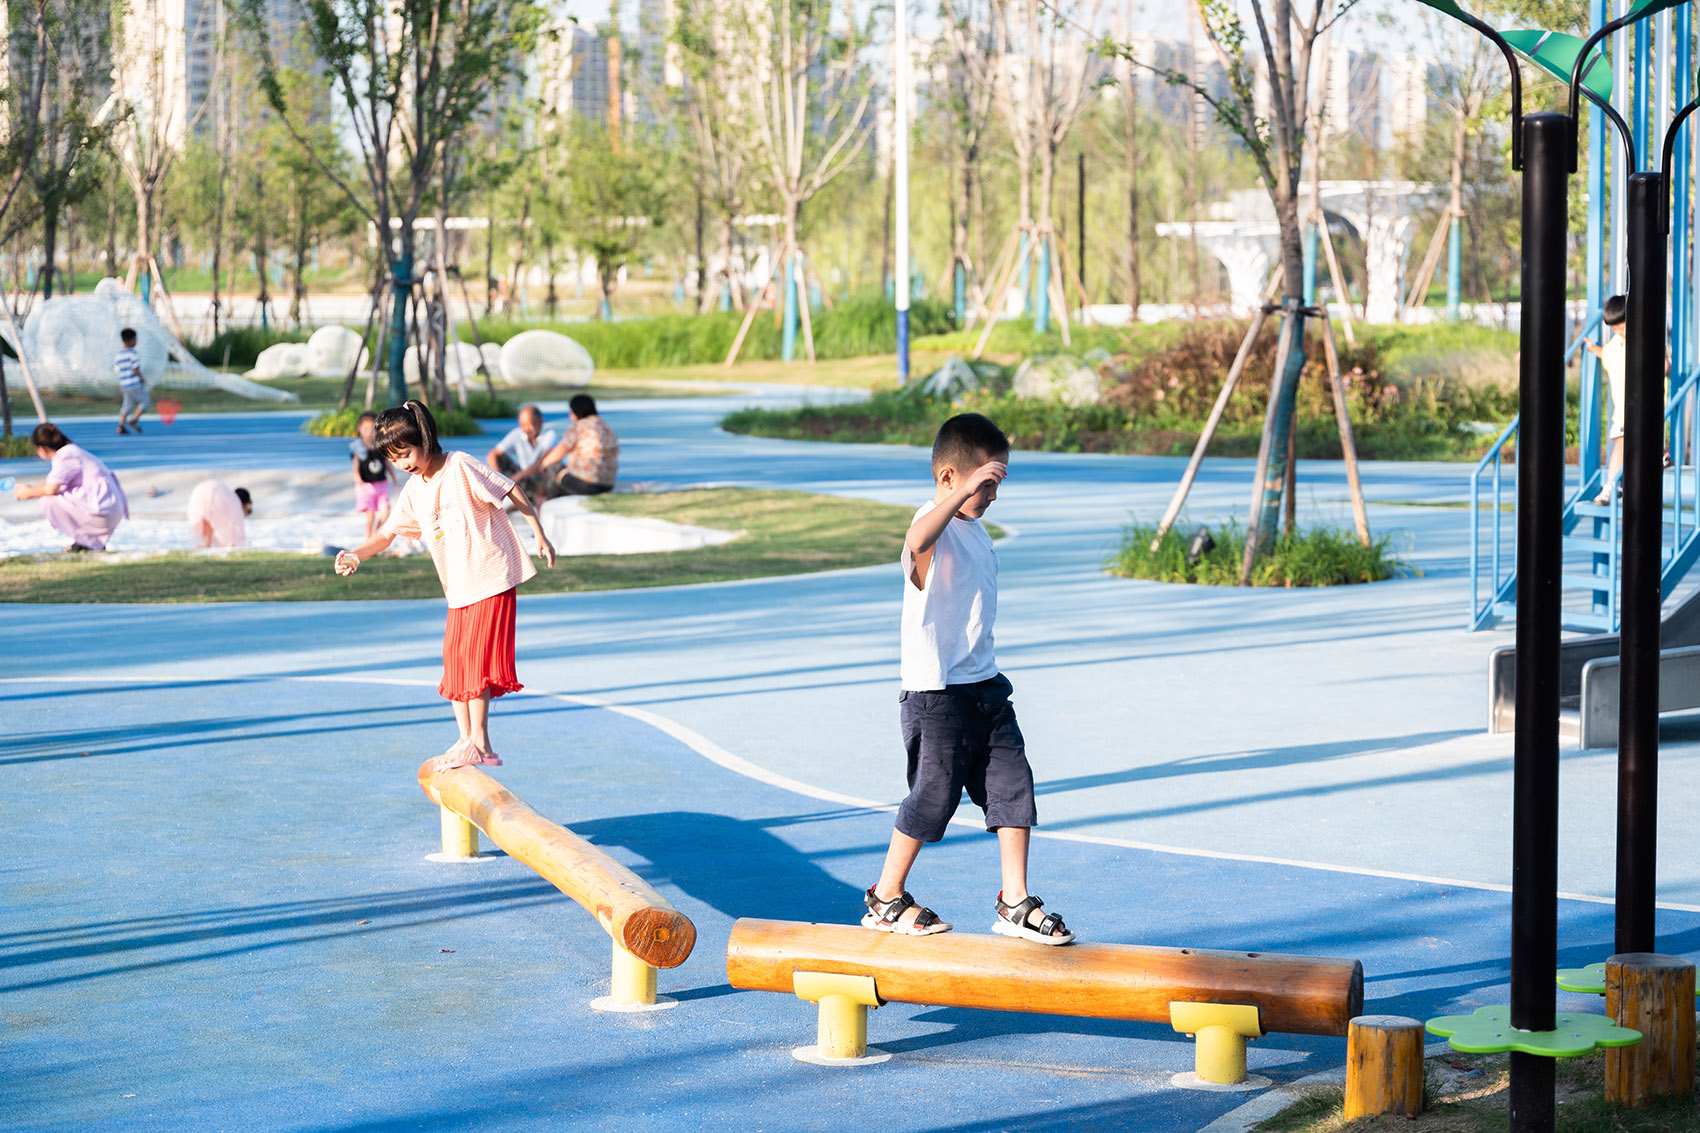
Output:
[1604, 294, 1628, 326]
[357, 411, 377, 425]
[932, 412, 1009, 473]
[569, 394, 597, 418]
[120, 328, 137, 344]
[234, 487, 252, 507]
[374, 399, 443, 458]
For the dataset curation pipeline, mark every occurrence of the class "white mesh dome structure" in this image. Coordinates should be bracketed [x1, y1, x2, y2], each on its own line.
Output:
[479, 342, 507, 384]
[500, 330, 594, 387]
[305, 325, 367, 377]
[1, 279, 298, 401]
[249, 342, 313, 378]
[402, 342, 486, 387]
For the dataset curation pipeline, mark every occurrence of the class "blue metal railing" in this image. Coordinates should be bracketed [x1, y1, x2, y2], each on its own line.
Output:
[1472, 363, 1700, 632]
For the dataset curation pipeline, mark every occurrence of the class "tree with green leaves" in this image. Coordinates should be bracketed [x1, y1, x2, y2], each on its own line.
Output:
[7, 0, 111, 299]
[726, 0, 875, 362]
[560, 121, 668, 320]
[1096, 0, 1360, 573]
[242, 0, 548, 406]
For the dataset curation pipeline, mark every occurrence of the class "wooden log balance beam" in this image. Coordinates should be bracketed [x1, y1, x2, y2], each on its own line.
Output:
[727, 918, 1363, 1080]
[417, 760, 697, 1009]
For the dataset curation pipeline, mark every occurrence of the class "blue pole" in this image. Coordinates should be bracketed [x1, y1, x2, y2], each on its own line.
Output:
[387, 252, 410, 407]
[1675, 6, 1692, 384]
[1033, 234, 1051, 334]
[782, 254, 797, 362]
[1634, 18, 1651, 171]
[894, 0, 911, 385]
[1302, 222, 1318, 305]
[953, 261, 967, 324]
[1586, 0, 1609, 491]
[1017, 232, 1031, 315]
[1446, 216, 1462, 319]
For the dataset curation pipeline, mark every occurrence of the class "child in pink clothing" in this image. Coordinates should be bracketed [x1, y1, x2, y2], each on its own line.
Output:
[335, 401, 556, 771]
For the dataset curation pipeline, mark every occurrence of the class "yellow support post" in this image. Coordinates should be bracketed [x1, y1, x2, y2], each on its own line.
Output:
[1170, 1002, 1265, 1085]
[792, 972, 889, 1065]
[610, 939, 658, 1006]
[591, 938, 677, 1013]
[430, 805, 480, 860]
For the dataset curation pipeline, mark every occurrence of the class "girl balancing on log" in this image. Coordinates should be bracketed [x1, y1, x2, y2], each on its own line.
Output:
[335, 400, 556, 771]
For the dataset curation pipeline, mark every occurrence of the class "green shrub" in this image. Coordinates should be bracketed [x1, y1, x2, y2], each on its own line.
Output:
[464, 392, 517, 418]
[0, 433, 34, 458]
[304, 404, 484, 437]
[189, 326, 313, 369]
[1107, 518, 1412, 587]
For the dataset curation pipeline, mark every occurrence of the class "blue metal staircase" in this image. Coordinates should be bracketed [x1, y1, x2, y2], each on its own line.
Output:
[1470, 366, 1700, 633]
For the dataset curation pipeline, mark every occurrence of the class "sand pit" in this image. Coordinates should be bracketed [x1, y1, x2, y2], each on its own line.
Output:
[0, 468, 733, 561]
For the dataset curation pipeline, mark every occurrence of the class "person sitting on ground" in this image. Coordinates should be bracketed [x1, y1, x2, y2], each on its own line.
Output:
[861, 412, 1074, 946]
[351, 411, 400, 538]
[540, 394, 619, 497]
[12, 422, 130, 552]
[115, 328, 150, 435]
[484, 404, 557, 505]
[187, 479, 251, 548]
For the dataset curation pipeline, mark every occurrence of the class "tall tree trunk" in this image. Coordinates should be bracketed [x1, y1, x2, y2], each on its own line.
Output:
[1124, 66, 1140, 312]
[104, 191, 118, 277]
[291, 199, 309, 328]
[694, 186, 706, 301]
[542, 236, 556, 316]
[607, 2, 624, 153]
[41, 203, 59, 300]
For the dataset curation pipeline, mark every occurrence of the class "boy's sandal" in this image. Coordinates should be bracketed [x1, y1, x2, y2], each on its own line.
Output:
[992, 893, 1075, 946]
[861, 887, 951, 936]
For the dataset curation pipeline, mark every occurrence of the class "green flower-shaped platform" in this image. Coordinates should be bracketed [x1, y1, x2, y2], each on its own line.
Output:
[1557, 961, 1700, 996]
[1426, 1005, 1641, 1056]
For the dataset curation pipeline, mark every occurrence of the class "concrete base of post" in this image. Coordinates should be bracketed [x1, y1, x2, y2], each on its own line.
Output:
[1344, 1015, 1425, 1119]
[1606, 953, 1696, 1107]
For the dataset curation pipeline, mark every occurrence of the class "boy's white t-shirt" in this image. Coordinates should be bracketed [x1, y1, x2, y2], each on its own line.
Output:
[900, 500, 999, 690]
[1602, 334, 1627, 435]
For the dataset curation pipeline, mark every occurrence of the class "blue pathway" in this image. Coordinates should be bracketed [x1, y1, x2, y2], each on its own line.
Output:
[6, 395, 1700, 1129]
[7, 676, 1690, 1131]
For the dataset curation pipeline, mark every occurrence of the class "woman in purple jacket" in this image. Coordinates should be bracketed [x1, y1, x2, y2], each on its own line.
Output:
[12, 423, 130, 551]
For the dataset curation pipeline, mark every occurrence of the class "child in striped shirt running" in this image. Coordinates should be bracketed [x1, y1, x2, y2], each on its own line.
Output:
[115, 328, 150, 434]
[335, 401, 557, 771]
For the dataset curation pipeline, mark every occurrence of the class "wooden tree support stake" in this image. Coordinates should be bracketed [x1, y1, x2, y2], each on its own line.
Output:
[1149, 306, 1271, 550]
[1344, 1015, 1425, 1120]
[1606, 953, 1697, 1107]
[1316, 311, 1371, 545]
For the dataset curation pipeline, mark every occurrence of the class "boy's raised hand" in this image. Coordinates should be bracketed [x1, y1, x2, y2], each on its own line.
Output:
[963, 459, 1007, 498]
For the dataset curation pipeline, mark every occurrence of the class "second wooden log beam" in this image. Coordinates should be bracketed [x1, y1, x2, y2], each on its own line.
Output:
[727, 918, 1362, 1036]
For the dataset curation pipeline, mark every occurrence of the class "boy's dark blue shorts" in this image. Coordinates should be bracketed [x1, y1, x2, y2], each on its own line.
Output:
[895, 673, 1038, 843]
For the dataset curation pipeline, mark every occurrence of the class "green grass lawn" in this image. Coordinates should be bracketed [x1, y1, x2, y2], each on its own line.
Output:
[0, 489, 917, 603]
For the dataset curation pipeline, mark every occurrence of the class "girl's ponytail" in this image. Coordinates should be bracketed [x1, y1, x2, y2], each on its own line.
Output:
[407, 399, 442, 456]
[373, 399, 444, 457]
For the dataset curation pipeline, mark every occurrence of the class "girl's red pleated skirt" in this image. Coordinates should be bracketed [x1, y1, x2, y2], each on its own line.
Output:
[440, 587, 523, 701]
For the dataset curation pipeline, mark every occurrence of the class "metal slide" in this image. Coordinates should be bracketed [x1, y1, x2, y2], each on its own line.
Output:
[1488, 579, 1700, 746]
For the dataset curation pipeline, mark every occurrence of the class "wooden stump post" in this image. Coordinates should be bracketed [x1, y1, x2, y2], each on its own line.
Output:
[1344, 1015, 1425, 1120]
[1606, 953, 1696, 1107]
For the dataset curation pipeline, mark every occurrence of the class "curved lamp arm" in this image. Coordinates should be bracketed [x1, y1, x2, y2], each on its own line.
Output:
[1568, 0, 1691, 123]
[1658, 90, 1700, 230]
[1412, 1, 1527, 170]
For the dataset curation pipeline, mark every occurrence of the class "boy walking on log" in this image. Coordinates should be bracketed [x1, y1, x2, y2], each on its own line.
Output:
[863, 412, 1075, 946]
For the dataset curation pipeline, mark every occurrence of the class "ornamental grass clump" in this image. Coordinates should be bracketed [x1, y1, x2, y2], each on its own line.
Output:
[1107, 518, 1411, 587]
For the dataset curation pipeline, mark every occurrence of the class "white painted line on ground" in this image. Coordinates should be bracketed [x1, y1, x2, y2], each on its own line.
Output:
[13, 672, 1700, 915]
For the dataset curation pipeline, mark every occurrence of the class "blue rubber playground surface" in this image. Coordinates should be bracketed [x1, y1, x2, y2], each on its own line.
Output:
[7, 394, 1700, 1130]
